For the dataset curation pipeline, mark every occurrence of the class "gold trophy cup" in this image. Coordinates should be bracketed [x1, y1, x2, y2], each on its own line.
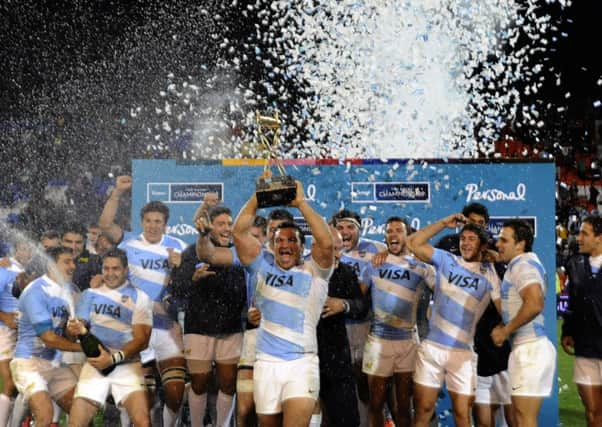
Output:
[255, 111, 297, 208]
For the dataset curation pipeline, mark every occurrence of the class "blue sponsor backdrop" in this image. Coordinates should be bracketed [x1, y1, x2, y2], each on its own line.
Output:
[131, 159, 557, 426]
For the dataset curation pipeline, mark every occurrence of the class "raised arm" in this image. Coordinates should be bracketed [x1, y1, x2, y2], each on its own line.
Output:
[291, 181, 333, 269]
[195, 214, 234, 266]
[407, 213, 467, 263]
[232, 192, 263, 265]
[98, 175, 131, 243]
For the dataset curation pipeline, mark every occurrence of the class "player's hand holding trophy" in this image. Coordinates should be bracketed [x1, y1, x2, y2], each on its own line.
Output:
[254, 111, 297, 208]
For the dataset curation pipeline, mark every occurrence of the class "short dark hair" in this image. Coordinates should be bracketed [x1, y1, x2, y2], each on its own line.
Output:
[252, 215, 268, 233]
[502, 219, 534, 252]
[385, 216, 411, 234]
[140, 201, 170, 222]
[460, 223, 490, 247]
[330, 209, 362, 227]
[275, 221, 306, 245]
[46, 246, 73, 262]
[102, 248, 128, 268]
[462, 203, 490, 223]
[583, 215, 602, 236]
[268, 209, 294, 223]
[61, 222, 87, 239]
[40, 230, 60, 241]
[208, 206, 232, 223]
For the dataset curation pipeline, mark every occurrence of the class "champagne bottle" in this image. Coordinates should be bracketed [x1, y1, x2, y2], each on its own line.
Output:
[78, 325, 116, 376]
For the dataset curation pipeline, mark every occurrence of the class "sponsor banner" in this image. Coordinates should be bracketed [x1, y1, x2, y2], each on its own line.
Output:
[352, 182, 430, 203]
[488, 216, 537, 237]
[146, 182, 223, 204]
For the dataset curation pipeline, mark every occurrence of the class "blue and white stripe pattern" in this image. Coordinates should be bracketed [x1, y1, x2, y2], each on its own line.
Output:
[15, 275, 78, 360]
[361, 254, 435, 340]
[0, 265, 18, 321]
[427, 248, 500, 350]
[246, 253, 332, 361]
[118, 232, 186, 329]
[501, 252, 546, 345]
[76, 281, 153, 351]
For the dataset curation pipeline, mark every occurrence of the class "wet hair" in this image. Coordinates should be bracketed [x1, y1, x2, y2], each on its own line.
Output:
[460, 223, 490, 247]
[46, 246, 73, 262]
[583, 215, 602, 236]
[385, 216, 412, 235]
[140, 201, 170, 222]
[502, 219, 534, 252]
[330, 209, 362, 227]
[61, 222, 87, 239]
[274, 221, 306, 245]
[40, 229, 61, 241]
[252, 215, 268, 234]
[208, 206, 232, 223]
[267, 209, 294, 223]
[102, 248, 128, 268]
[462, 203, 490, 223]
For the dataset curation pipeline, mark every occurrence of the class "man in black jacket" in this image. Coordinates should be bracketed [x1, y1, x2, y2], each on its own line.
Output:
[317, 227, 368, 427]
[61, 223, 102, 290]
[562, 215, 602, 427]
[171, 206, 246, 427]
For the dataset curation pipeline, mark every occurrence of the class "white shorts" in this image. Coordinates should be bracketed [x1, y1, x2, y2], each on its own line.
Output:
[10, 358, 77, 401]
[184, 333, 243, 373]
[140, 324, 184, 364]
[75, 361, 145, 406]
[62, 351, 86, 365]
[508, 338, 556, 397]
[238, 329, 258, 368]
[574, 357, 602, 386]
[0, 325, 16, 361]
[362, 334, 417, 377]
[414, 340, 476, 395]
[254, 355, 320, 415]
[475, 371, 512, 405]
[346, 321, 370, 364]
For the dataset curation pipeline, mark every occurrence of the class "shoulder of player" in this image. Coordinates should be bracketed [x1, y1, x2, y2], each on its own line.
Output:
[162, 234, 188, 250]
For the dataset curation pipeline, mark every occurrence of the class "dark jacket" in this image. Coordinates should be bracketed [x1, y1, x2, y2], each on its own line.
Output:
[562, 254, 602, 358]
[73, 250, 102, 291]
[317, 261, 368, 375]
[170, 243, 246, 336]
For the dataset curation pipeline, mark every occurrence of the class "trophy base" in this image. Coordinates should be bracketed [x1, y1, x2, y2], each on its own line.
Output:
[256, 176, 297, 208]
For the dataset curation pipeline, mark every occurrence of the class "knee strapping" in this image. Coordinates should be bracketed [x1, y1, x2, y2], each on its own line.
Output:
[236, 379, 254, 393]
[161, 366, 186, 385]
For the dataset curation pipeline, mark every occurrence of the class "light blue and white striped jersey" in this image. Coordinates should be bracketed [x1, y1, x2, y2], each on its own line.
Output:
[428, 248, 500, 350]
[15, 275, 79, 361]
[231, 246, 275, 310]
[246, 253, 333, 361]
[118, 232, 187, 329]
[76, 281, 153, 352]
[361, 254, 435, 340]
[0, 265, 18, 321]
[500, 252, 546, 345]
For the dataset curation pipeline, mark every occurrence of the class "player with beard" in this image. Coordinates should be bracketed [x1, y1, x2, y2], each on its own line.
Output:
[330, 209, 386, 426]
[407, 214, 501, 427]
[195, 209, 294, 427]
[360, 217, 435, 427]
[232, 179, 334, 427]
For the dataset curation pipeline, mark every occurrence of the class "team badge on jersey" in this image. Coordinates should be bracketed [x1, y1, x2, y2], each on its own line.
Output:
[121, 295, 129, 303]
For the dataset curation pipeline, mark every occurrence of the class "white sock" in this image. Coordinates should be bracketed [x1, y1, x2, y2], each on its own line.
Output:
[162, 405, 178, 427]
[216, 391, 234, 427]
[0, 394, 13, 427]
[120, 407, 131, 427]
[9, 394, 27, 427]
[309, 413, 322, 427]
[51, 400, 61, 423]
[187, 389, 207, 427]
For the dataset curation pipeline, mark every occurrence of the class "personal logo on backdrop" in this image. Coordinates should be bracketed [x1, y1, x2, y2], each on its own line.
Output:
[147, 182, 223, 203]
[351, 182, 430, 203]
[465, 183, 526, 202]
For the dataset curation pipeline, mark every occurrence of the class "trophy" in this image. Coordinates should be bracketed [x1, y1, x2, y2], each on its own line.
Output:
[254, 111, 297, 208]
